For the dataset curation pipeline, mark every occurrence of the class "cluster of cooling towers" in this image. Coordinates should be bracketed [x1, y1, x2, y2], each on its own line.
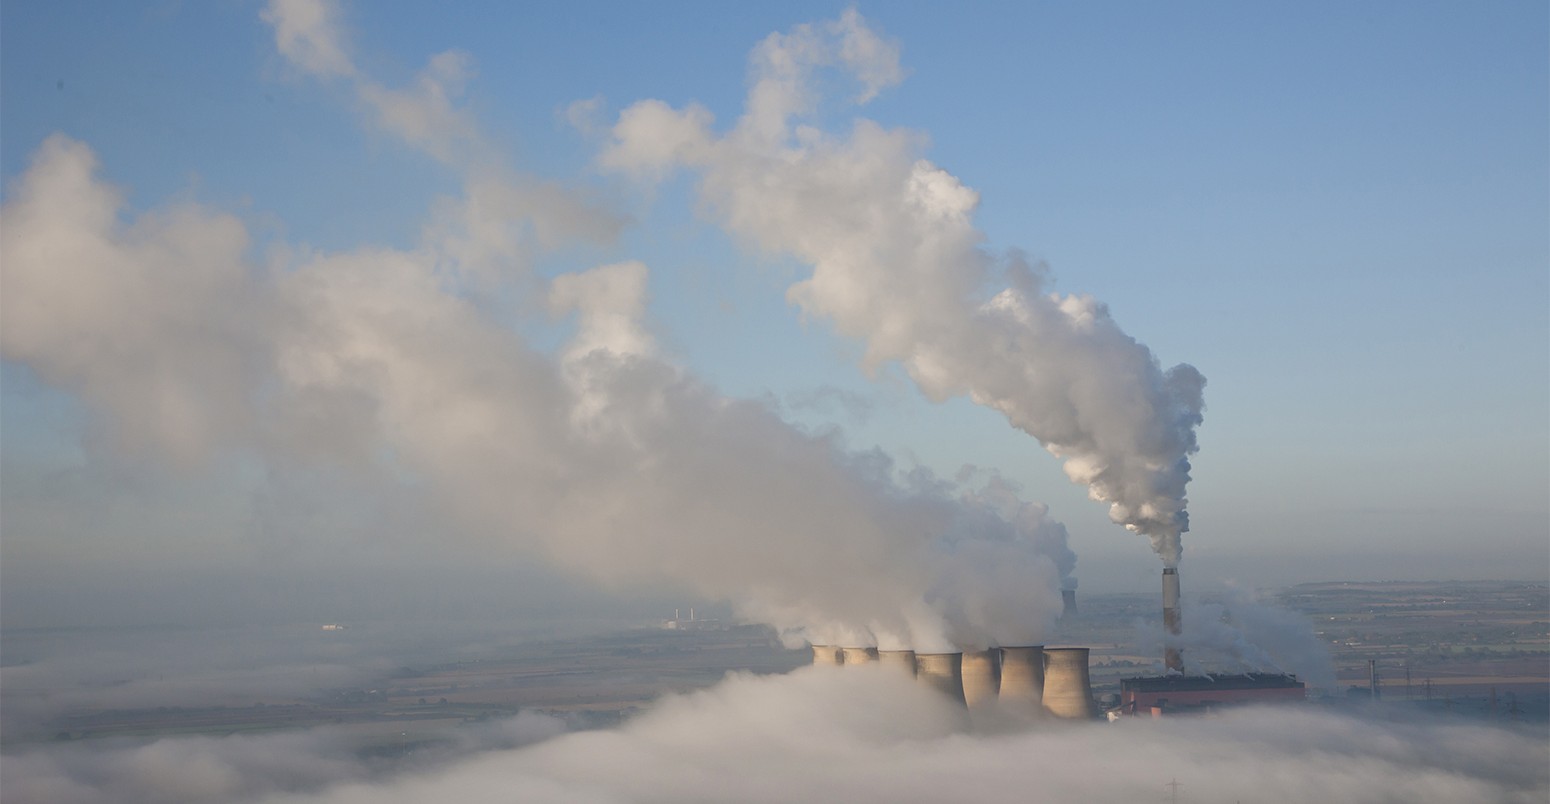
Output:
[810, 644, 1097, 719]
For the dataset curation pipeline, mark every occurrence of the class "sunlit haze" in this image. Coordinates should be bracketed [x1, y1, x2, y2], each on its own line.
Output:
[0, 3, 1546, 801]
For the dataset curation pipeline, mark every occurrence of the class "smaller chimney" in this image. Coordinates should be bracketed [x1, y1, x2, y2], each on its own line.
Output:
[1062, 589, 1077, 617]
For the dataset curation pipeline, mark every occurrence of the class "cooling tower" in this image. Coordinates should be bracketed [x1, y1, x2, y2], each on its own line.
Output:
[811, 645, 844, 667]
[877, 649, 917, 676]
[1163, 567, 1183, 673]
[1041, 647, 1097, 719]
[960, 649, 1001, 710]
[840, 646, 878, 665]
[997, 646, 1046, 712]
[914, 652, 967, 706]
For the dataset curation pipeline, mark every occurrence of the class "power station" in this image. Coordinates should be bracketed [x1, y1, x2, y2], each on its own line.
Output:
[1118, 566, 1305, 716]
[809, 642, 1099, 719]
[807, 566, 1304, 719]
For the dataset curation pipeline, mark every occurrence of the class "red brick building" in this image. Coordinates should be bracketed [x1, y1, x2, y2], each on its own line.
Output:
[1119, 673, 1305, 715]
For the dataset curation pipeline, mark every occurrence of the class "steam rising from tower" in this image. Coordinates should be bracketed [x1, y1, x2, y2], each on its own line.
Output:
[0, 3, 1178, 670]
[600, 9, 1206, 566]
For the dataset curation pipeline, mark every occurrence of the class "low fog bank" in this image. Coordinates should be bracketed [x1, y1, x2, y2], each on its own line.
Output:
[5, 666, 1544, 804]
[0, 561, 688, 630]
[0, 617, 652, 741]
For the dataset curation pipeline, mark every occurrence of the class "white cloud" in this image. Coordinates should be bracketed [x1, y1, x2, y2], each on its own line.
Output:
[261, 0, 356, 79]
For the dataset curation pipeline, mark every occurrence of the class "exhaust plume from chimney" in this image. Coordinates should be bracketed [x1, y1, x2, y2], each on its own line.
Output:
[598, 10, 1206, 567]
[1041, 647, 1096, 719]
[0, 10, 1094, 667]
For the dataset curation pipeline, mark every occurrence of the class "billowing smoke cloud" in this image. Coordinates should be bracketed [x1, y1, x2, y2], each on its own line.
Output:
[0, 0, 1076, 652]
[599, 12, 1205, 565]
[4, 669, 1543, 804]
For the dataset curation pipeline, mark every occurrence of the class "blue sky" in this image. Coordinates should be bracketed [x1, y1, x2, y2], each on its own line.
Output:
[2, 1, 1545, 623]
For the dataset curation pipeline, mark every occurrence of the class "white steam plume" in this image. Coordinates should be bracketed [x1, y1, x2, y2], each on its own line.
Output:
[600, 11, 1205, 565]
[0, 0, 1079, 652]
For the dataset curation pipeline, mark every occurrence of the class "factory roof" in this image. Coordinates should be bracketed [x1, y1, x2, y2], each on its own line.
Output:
[1120, 673, 1303, 692]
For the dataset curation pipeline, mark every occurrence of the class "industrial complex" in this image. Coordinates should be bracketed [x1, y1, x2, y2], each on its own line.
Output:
[809, 567, 1306, 719]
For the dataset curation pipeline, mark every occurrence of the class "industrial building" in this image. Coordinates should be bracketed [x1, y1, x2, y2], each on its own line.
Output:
[1118, 673, 1306, 715]
[661, 608, 727, 631]
[1108, 566, 1307, 717]
[803, 566, 1309, 721]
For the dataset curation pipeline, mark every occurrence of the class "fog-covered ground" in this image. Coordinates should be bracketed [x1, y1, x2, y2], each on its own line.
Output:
[4, 664, 1545, 804]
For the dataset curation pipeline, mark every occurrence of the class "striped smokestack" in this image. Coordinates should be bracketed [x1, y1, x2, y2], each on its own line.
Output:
[1163, 567, 1183, 672]
[960, 649, 1000, 710]
[913, 652, 967, 706]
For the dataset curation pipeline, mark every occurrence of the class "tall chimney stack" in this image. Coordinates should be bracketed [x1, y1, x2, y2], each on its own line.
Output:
[1061, 589, 1077, 617]
[1162, 567, 1183, 673]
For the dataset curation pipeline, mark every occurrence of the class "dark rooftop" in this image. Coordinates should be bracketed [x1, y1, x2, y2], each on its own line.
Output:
[1120, 673, 1304, 692]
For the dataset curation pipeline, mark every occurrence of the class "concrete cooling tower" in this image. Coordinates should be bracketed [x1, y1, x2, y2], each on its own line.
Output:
[914, 652, 967, 706]
[877, 649, 917, 676]
[811, 645, 844, 667]
[1041, 647, 1097, 719]
[959, 649, 1001, 710]
[840, 646, 878, 665]
[997, 646, 1046, 713]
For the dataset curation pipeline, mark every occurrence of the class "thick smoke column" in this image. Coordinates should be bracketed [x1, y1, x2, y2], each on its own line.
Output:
[0, 0, 1078, 653]
[600, 11, 1205, 565]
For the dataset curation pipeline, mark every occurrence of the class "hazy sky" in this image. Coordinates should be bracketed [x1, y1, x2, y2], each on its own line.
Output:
[2, 1, 1546, 628]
